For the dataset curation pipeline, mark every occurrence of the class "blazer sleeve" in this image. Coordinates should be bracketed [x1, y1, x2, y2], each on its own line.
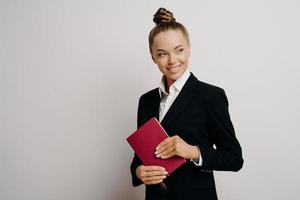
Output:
[130, 153, 143, 186]
[130, 96, 144, 187]
[199, 88, 244, 172]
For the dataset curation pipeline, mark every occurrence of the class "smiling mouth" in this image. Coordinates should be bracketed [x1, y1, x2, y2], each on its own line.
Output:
[167, 64, 181, 70]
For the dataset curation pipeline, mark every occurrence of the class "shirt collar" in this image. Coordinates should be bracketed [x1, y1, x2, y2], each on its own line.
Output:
[158, 69, 191, 98]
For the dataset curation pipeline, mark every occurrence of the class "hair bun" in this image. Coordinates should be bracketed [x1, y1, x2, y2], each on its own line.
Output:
[153, 8, 176, 25]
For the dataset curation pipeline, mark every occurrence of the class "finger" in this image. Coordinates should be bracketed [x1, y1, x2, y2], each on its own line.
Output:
[142, 170, 168, 178]
[156, 137, 173, 150]
[144, 179, 164, 185]
[155, 139, 175, 154]
[143, 175, 167, 182]
[143, 166, 166, 172]
[160, 150, 176, 159]
[156, 144, 175, 158]
[143, 175, 166, 185]
[139, 166, 167, 178]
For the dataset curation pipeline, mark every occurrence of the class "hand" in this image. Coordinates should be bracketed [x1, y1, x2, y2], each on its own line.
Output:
[155, 135, 200, 160]
[136, 165, 168, 185]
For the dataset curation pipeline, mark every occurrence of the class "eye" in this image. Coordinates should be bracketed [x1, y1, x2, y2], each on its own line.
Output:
[157, 52, 167, 58]
[176, 48, 184, 54]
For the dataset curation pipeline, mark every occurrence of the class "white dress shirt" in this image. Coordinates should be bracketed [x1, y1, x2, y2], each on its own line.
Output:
[158, 69, 202, 166]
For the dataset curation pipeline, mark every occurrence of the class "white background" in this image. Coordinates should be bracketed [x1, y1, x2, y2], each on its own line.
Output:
[1, 0, 299, 199]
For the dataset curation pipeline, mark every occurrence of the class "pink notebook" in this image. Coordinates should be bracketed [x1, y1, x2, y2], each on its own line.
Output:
[127, 117, 186, 174]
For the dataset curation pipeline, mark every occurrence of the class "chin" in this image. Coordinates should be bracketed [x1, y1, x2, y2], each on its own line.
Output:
[172, 71, 184, 78]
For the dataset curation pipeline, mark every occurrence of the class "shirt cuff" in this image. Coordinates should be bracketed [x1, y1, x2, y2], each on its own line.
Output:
[190, 146, 202, 166]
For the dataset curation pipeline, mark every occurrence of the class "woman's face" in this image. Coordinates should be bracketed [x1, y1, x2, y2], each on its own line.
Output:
[151, 29, 191, 87]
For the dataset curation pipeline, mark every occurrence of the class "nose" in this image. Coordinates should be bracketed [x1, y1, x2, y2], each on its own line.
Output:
[168, 53, 176, 65]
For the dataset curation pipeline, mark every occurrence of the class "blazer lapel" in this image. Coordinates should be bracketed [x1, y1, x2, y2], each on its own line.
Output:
[161, 73, 198, 127]
[152, 89, 161, 120]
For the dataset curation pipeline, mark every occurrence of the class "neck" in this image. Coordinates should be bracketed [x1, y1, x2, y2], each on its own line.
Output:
[164, 78, 175, 93]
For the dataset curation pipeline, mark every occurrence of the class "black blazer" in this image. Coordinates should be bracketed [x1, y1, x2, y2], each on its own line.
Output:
[130, 73, 243, 200]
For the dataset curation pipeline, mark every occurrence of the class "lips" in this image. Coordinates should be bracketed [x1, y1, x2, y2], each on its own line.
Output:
[167, 64, 181, 70]
[167, 64, 182, 73]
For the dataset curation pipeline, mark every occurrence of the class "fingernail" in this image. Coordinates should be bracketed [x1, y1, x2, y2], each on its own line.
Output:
[155, 151, 158, 155]
[164, 171, 168, 175]
[156, 154, 160, 158]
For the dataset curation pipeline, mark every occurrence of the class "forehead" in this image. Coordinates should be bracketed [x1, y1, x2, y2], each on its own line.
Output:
[152, 29, 188, 50]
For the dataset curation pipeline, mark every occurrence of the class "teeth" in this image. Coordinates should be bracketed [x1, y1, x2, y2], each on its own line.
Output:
[168, 65, 181, 69]
[169, 66, 180, 73]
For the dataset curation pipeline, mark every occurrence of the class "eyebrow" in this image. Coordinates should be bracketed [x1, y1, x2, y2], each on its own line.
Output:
[156, 45, 183, 52]
[174, 45, 183, 49]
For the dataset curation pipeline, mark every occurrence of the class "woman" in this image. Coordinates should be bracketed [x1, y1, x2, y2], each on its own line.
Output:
[130, 8, 243, 200]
